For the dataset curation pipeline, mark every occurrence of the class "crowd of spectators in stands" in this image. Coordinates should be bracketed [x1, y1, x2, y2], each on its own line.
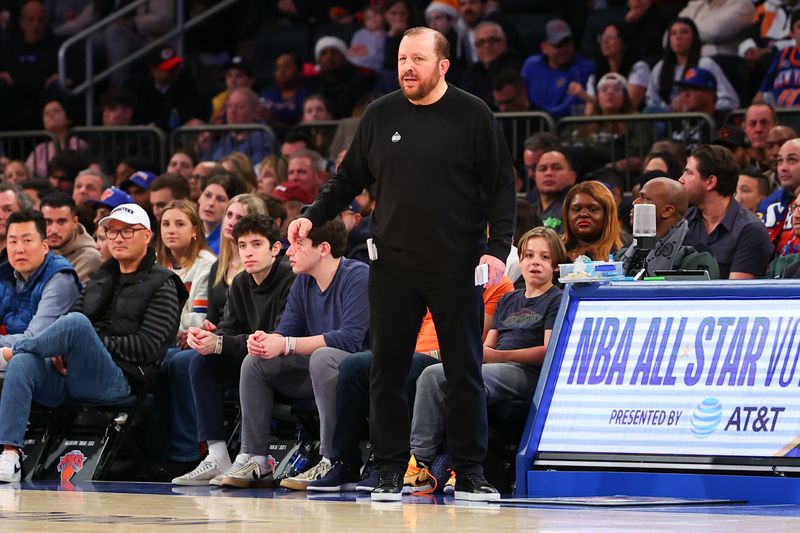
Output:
[5, 0, 800, 495]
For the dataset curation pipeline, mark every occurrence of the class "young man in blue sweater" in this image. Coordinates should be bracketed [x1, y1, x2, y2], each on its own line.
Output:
[221, 218, 370, 488]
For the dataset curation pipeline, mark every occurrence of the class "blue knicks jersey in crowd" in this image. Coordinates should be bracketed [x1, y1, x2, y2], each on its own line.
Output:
[762, 46, 800, 106]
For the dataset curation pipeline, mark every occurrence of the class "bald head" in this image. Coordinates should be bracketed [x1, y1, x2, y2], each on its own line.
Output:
[637, 177, 688, 236]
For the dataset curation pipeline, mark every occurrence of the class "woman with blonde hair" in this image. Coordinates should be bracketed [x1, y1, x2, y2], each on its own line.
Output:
[156, 200, 216, 347]
[256, 155, 288, 195]
[221, 152, 257, 191]
[161, 193, 267, 469]
[562, 181, 624, 261]
[206, 194, 268, 327]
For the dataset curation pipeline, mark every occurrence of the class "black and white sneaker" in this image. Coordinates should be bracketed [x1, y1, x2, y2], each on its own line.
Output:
[370, 470, 403, 501]
[454, 472, 500, 501]
[0, 451, 21, 483]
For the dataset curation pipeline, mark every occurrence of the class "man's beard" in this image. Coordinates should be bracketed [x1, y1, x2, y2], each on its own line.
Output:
[399, 71, 440, 101]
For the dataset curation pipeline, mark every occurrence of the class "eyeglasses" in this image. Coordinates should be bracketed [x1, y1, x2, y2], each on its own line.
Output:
[105, 227, 146, 240]
[475, 36, 503, 48]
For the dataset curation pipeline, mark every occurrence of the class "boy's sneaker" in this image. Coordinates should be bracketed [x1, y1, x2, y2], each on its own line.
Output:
[307, 461, 361, 492]
[0, 451, 21, 483]
[453, 472, 500, 501]
[356, 469, 380, 493]
[171, 456, 225, 486]
[220, 458, 274, 489]
[370, 470, 403, 501]
[402, 455, 436, 494]
[209, 455, 249, 487]
[280, 458, 333, 491]
[443, 471, 456, 495]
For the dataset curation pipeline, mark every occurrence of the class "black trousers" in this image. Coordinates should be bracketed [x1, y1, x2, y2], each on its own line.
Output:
[368, 259, 487, 475]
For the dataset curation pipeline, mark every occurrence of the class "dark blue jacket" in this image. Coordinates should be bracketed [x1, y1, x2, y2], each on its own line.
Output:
[0, 252, 81, 335]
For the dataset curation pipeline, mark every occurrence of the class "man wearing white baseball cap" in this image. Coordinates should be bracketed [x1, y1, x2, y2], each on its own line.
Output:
[0, 203, 188, 483]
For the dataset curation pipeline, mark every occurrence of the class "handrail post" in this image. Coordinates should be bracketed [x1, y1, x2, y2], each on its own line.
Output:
[85, 39, 94, 126]
[176, 0, 185, 60]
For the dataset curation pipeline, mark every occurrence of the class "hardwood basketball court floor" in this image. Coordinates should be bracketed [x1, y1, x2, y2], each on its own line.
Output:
[1, 482, 800, 531]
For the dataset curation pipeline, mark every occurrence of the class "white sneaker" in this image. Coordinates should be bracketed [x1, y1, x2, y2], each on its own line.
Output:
[209, 455, 249, 487]
[171, 456, 225, 486]
[0, 451, 21, 483]
[280, 459, 332, 491]
[220, 458, 274, 489]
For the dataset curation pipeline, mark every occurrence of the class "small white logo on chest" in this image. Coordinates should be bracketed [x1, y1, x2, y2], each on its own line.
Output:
[391, 131, 401, 143]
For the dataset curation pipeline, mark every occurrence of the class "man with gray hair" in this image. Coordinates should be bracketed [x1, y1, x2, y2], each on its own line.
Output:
[460, 21, 521, 108]
[0, 183, 33, 256]
[72, 169, 109, 205]
[287, 149, 327, 201]
[202, 87, 273, 163]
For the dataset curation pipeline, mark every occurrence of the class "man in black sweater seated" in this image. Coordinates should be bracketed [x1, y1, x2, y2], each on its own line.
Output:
[171, 214, 294, 486]
[0, 203, 187, 483]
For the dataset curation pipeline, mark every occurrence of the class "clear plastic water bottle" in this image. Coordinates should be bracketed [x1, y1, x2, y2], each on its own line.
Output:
[288, 442, 312, 477]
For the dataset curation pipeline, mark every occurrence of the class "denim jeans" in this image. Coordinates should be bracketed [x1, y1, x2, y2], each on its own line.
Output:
[161, 348, 199, 462]
[0, 312, 130, 448]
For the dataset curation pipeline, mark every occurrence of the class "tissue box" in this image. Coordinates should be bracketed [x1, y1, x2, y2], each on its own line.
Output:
[558, 261, 624, 283]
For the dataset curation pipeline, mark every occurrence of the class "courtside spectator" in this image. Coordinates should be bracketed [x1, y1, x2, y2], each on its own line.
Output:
[765, 126, 797, 178]
[758, 139, 800, 254]
[3, 161, 30, 185]
[711, 125, 750, 169]
[460, 22, 521, 109]
[166, 150, 196, 180]
[72, 169, 108, 206]
[0, 184, 32, 257]
[307, 36, 376, 119]
[521, 19, 594, 118]
[87, 187, 134, 229]
[532, 150, 577, 233]
[0, 0, 62, 130]
[679, 0, 754, 56]
[0, 203, 186, 483]
[736, 168, 772, 214]
[171, 214, 294, 486]
[284, 149, 326, 203]
[20, 179, 54, 210]
[121, 171, 157, 213]
[47, 150, 87, 194]
[562, 181, 624, 261]
[681, 144, 772, 279]
[256, 155, 288, 196]
[645, 18, 739, 111]
[0, 210, 82, 361]
[149, 174, 191, 223]
[348, 5, 385, 72]
[222, 219, 369, 489]
[491, 69, 531, 112]
[26, 100, 88, 179]
[756, 7, 800, 107]
[261, 54, 309, 139]
[210, 56, 255, 124]
[100, 89, 136, 127]
[198, 173, 247, 255]
[220, 153, 257, 191]
[457, 0, 524, 62]
[745, 103, 780, 173]
[584, 23, 650, 112]
[40, 192, 102, 284]
[202, 88, 272, 163]
[621, 177, 719, 277]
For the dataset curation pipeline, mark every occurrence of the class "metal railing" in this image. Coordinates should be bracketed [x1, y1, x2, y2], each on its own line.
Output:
[496, 112, 556, 163]
[293, 120, 341, 159]
[556, 112, 716, 188]
[66, 126, 166, 172]
[57, 0, 243, 125]
[171, 124, 277, 164]
[0, 131, 61, 178]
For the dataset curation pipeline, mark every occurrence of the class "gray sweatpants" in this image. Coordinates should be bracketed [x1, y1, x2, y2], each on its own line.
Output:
[239, 347, 349, 457]
[410, 362, 539, 464]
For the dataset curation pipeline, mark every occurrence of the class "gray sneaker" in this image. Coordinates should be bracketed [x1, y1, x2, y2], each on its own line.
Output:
[209, 454, 249, 487]
[171, 456, 225, 486]
[280, 459, 333, 491]
[220, 458, 274, 489]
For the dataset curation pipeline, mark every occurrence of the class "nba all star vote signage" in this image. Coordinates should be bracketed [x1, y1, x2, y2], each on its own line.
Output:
[538, 299, 800, 458]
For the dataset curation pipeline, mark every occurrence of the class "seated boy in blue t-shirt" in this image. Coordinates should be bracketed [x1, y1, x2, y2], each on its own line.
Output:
[405, 226, 567, 500]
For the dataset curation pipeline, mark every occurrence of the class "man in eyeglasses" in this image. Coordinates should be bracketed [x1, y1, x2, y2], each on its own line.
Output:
[521, 19, 594, 118]
[0, 203, 188, 483]
[460, 22, 521, 109]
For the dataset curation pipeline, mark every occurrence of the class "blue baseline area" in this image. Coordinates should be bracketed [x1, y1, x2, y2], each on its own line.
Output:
[515, 280, 800, 501]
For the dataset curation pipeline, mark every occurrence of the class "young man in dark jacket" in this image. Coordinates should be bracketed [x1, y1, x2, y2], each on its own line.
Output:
[171, 214, 295, 486]
[0, 203, 187, 483]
